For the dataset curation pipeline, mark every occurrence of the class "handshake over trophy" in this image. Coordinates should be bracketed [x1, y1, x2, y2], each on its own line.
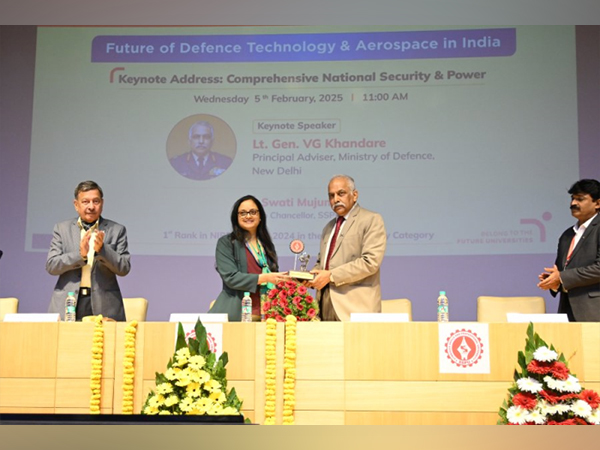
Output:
[289, 239, 315, 281]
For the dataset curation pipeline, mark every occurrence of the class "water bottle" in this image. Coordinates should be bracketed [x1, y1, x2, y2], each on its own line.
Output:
[437, 291, 449, 322]
[241, 291, 252, 322]
[65, 291, 77, 322]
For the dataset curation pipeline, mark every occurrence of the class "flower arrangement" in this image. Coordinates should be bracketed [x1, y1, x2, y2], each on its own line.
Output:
[264, 318, 277, 425]
[142, 319, 244, 416]
[282, 315, 297, 425]
[498, 323, 600, 425]
[121, 320, 138, 414]
[263, 280, 319, 321]
[89, 315, 104, 414]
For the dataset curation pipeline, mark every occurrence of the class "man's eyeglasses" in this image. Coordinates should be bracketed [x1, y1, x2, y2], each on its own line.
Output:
[238, 209, 259, 218]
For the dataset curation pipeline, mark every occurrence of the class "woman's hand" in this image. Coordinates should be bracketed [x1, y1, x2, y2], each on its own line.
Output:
[259, 271, 290, 285]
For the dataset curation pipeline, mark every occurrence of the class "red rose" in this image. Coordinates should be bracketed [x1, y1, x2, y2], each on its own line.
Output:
[286, 281, 297, 289]
[268, 289, 277, 299]
[296, 302, 304, 311]
[284, 307, 292, 316]
[279, 290, 288, 300]
[305, 295, 314, 303]
[527, 360, 553, 375]
[512, 392, 537, 410]
[297, 285, 307, 295]
[293, 296, 302, 305]
[307, 308, 316, 318]
[262, 301, 271, 312]
[579, 389, 600, 409]
[549, 361, 569, 380]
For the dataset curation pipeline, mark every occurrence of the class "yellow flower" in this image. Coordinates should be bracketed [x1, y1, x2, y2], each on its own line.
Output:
[186, 382, 202, 397]
[144, 406, 159, 415]
[203, 379, 221, 393]
[188, 355, 206, 370]
[175, 371, 192, 387]
[179, 397, 194, 412]
[156, 383, 173, 395]
[191, 369, 210, 385]
[209, 391, 226, 404]
[175, 347, 191, 364]
[208, 403, 224, 415]
[164, 367, 180, 381]
[193, 397, 213, 414]
[164, 394, 179, 407]
[158, 410, 171, 415]
[148, 394, 165, 408]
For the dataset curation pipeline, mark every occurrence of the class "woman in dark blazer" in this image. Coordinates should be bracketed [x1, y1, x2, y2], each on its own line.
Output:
[209, 195, 288, 321]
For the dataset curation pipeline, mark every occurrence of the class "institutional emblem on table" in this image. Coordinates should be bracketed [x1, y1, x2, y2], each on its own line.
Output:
[438, 323, 490, 373]
[445, 328, 483, 367]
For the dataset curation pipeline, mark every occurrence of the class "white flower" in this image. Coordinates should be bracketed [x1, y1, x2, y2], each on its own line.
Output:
[552, 403, 571, 414]
[516, 377, 543, 393]
[563, 375, 582, 393]
[544, 375, 564, 391]
[571, 399, 593, 418]
[507, 406, 529, 425]
[537, 399, 552, 416]
[527, 408, 547, 425]
[588, 409, 600, 425]
[533, 346, 558, 362]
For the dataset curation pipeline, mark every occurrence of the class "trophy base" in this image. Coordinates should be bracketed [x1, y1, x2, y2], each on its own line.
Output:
[289, 270, 315, 281]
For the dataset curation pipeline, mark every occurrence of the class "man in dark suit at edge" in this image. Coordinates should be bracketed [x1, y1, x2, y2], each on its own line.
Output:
[538, 179, 600, 322]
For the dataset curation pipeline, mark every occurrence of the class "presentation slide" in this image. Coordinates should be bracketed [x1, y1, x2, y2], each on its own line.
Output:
[25, 26, 578, 259]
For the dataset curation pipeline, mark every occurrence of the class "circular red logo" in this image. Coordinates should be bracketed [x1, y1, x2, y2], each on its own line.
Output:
[444, 329, 483, 367]
[185, 329, 218, 353]
[289, 239, 305, 254]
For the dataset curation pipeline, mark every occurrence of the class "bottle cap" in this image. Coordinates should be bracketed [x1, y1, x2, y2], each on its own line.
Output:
[244, 292, 250, 297]
[439, 291, 446, 296]
[68, 291, 75, 296]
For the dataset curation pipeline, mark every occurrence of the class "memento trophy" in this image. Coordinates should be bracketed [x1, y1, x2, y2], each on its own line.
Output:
[288, 239, 315, 281]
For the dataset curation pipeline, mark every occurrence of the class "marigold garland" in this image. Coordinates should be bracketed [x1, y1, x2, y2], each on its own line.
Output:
[264, 318, 277, 425]
[89, 315, 104, 414]
[121, 320, 138, 414]
[282, 315, 297, 425]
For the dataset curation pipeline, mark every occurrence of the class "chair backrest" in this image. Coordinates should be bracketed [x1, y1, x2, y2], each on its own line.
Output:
[0, 297, 19, 321]
[477, 296, 546, 322]
[123, 297, 148, 322]
[381, 299, 412, 320]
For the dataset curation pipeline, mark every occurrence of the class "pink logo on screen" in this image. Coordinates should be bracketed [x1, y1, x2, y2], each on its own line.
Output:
[444, 329, 483, 368]
[185, 329, 218, 354]
[520, 211, 552, 242]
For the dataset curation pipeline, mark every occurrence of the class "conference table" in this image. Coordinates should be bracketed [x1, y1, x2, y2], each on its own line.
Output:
[0, 321, 598, 425]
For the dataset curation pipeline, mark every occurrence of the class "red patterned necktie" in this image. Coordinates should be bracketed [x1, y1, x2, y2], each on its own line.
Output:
[325, 216, 345, 270]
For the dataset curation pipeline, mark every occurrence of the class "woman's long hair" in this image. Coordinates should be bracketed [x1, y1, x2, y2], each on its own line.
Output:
[229, 194, 278, 271]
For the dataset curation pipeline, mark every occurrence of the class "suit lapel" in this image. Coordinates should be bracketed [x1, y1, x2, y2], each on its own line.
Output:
[70, 218, 81, 251]
[568, 214, 599, 263]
